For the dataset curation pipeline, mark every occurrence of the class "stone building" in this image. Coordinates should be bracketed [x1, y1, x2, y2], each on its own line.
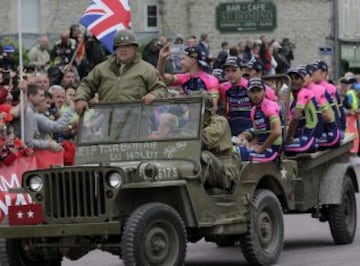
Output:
[0, 0, 358, 77]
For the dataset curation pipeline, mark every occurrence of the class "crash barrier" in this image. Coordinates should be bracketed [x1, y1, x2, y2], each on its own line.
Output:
[0, 150, 64, 223]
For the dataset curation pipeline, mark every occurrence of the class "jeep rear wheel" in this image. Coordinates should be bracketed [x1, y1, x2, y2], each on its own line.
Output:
[121, 203, 187, 266]
[328, 176, 357, 244]
[239, 189, 284, 266]
[0, 237, 61, 266]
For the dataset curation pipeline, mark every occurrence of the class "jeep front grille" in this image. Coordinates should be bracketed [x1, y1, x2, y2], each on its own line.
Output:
[43, 170, 107, 221]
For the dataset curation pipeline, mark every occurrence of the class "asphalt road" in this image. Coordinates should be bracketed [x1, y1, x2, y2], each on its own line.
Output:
[62, 195, 360, 266]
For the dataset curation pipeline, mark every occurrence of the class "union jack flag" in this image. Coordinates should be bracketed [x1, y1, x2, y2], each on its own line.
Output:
[80, 0, 131, 53]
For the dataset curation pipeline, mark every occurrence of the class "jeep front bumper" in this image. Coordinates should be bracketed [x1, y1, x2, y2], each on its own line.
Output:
[0, 221, 121, 239]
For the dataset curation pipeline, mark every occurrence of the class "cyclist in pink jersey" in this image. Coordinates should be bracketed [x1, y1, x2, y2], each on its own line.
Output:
[246, 58, 277, 101]
[157, 44, 219, 110]
[234, 77, 283, 162]
[285, 67, 321, 154]
[310, 60, 346, 135]
[218, 57, 252, 135]
[304, 64, 340, 148]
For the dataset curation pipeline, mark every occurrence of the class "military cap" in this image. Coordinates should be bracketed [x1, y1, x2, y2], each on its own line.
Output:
[113, 29, 139, 49]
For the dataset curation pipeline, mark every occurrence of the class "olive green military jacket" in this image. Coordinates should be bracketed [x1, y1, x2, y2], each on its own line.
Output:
[202, 114, 232, 154]
[75, 54, 167, 102]
[202, 114, 240, 189]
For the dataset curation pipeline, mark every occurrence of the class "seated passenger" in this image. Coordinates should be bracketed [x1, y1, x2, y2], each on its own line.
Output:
[285, 67, 322, 154]
[343, 82, 360, 154]
[245, 58, 277, 101]
[201, 93, 240, 192]
[305, 64, 341, 149]
[234, 77, 283, 162]
[219, 56, 252, 136]
[150, 113, 179, 138]
[310, 60, 346, 139]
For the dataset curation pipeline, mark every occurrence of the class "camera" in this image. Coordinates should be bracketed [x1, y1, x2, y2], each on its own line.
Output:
[1, 69, 11, 85]
[156, 40, 164, 49]
[23, 64, 36, 73]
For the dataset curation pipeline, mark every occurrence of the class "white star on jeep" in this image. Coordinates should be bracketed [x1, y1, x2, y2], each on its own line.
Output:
[16, 211, 23, 219]
[27, 210, 34, 218]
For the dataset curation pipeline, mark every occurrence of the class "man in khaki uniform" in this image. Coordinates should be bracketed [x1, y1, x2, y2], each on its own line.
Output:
[75, 29, 167, 115]
[201, 95, 240, 192]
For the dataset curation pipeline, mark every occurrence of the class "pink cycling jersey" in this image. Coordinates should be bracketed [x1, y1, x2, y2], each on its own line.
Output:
[265, 85, 277, 102]
[173, 71, 219, 98]
[319, 80, 336, 98]
[307, 81, 327, 107]
[288, 87, 314, 121]
[240, 78, 277, 101]
[251, 98, 280, 124]
[219, 78, 249, 111]
[250, 98, 282, 146]
[219, 77, 276, 113]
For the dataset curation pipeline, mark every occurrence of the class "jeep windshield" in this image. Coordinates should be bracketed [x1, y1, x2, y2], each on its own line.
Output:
[78, 98, 202, 144]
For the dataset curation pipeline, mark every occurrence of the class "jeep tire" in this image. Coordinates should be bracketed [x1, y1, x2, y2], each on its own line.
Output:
[328, 176, 357, 244]
[121, 202, 187, 266]
[239, 189, 284, 266]
[0, 219, 62, 266]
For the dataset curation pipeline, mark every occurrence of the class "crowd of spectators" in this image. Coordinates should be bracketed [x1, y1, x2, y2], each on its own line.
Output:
[1, 27, 360, 167]
[0, 24, 107, 166]
[142, 33, 295, 77]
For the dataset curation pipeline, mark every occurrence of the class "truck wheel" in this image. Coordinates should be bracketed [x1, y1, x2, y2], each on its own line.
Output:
[328, 176, 357, 244]
[121, 203, 187, 266]
[239, 189, 284, 266]
[0, 238, 61, 266]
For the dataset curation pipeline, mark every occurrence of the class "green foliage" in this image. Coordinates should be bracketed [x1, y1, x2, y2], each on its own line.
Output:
[1, 37, 29, 66]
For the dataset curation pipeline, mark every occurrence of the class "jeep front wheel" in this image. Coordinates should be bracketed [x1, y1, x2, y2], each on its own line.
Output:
[121, 203, 187, 266]
[328, 176, 357, 244]
[239, 189, 284, 266]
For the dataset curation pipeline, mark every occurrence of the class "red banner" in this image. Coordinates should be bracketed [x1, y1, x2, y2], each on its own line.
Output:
[0, 150, 63, 223]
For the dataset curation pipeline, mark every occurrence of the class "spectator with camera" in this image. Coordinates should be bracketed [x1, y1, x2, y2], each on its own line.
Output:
[280, 38, 295, 67]
[48, 85, 66, 118]
[0, 44, 16, 71]
[142, 39, 160, 67]
[29, 36, 50, 73]
[0, 83, 27, 119]
[50, 31, 76, 66]
[0, 69, 13, 88]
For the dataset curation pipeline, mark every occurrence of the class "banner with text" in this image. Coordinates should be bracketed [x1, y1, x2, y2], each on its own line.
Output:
[0, 150, 63, 223]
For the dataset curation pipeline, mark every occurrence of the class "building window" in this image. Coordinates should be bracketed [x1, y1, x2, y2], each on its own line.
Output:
[144, 1, 159, 32]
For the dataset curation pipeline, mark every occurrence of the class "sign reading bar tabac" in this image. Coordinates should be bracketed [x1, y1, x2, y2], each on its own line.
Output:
[216, 2, 277, 33]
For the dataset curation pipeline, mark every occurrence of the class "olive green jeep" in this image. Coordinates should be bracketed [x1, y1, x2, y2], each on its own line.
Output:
[0, 96, 358, 266]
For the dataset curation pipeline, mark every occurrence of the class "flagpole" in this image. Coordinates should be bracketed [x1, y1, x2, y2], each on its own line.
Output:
[17, 0, 25, 141]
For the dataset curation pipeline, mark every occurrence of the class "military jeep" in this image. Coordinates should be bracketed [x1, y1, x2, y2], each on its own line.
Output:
[0, 96, 358, 266]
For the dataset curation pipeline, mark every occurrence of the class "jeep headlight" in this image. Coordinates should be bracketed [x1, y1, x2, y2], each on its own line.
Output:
[28, 176, 43, 192]
[107, 172, 123, 188]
